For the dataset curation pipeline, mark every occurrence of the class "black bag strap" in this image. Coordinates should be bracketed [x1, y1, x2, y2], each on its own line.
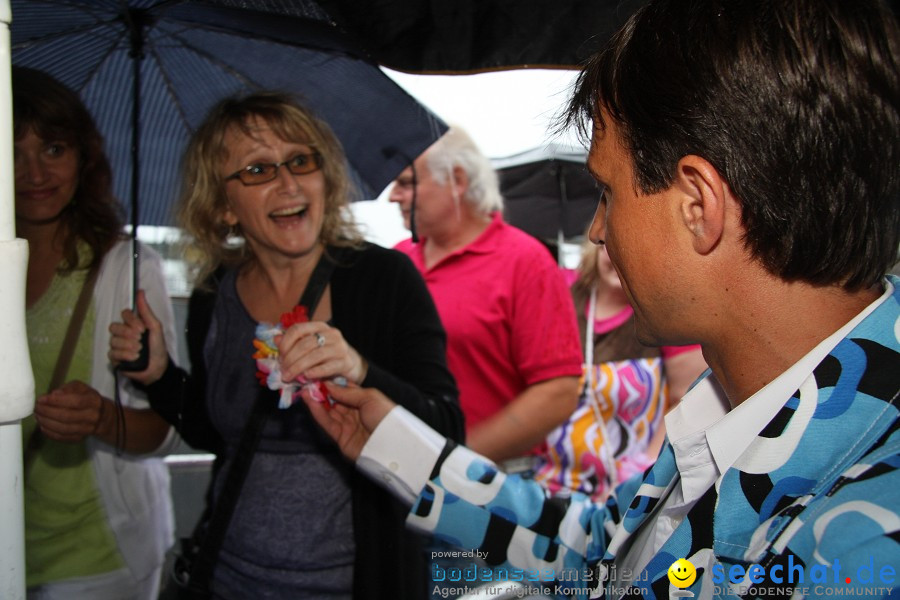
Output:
[185, 247, 341, 595]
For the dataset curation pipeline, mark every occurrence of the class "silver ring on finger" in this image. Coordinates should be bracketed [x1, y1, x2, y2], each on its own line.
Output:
[315, 332, 326, 348]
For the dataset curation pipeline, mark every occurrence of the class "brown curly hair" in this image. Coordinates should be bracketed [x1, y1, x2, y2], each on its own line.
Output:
[13, 66, 124, 271]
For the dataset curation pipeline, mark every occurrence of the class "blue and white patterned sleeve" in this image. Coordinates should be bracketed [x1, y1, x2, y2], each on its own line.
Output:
[359, 406, 621, 592]
[358, 405, 448, 503]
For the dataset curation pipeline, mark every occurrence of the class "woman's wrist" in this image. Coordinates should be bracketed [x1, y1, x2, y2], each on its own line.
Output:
[92, 396, 114, 441]
[349, 352, 369, 385]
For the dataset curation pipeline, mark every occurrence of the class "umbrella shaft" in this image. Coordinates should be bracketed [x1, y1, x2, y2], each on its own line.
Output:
[126, 8, 146, 305]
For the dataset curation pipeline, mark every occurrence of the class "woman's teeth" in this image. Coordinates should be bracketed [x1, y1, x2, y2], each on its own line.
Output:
[270, 206, 307, 218]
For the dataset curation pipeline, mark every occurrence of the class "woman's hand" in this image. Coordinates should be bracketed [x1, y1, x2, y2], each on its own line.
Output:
[276, 321, 368, 385]
[34, 380, 107, 443]
[108, 290, 169, 385]
[36, 380, 171, 453]
[302, 382, 395, 461]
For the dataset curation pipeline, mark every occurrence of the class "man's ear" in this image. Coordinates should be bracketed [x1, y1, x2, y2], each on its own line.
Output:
[452, 165, 470, 197]
[675, 155, 727, 255]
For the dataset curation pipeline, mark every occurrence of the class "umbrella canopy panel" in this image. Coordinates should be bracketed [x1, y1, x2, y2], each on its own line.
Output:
[495, 145, 599, 241]
[11, 0, 447, 226]
[318, 0, 651, 73]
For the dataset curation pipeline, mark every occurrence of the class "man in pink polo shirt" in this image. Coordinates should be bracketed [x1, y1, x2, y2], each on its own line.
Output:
[389, 126, 582, 465]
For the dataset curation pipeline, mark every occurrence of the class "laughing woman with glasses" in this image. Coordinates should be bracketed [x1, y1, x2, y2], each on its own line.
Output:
[109, 92, 463, 599]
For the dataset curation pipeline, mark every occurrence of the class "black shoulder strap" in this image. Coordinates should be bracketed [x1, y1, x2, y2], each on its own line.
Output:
[299, 246, 341, 316]
[185, 248, 339, 594]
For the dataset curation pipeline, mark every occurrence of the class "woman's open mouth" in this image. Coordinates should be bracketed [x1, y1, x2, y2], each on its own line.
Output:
[270, 205, 309, 223]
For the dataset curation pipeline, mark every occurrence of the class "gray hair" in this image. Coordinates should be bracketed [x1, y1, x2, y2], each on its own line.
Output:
[423, 126, 503, 216]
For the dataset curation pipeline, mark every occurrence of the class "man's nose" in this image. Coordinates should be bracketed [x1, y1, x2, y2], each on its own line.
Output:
[387, 184, 406, 204]
[588, 199, 607, 245]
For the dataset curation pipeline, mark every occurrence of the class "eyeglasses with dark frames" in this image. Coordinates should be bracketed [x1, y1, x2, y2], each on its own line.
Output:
[225, 152, 323, 186]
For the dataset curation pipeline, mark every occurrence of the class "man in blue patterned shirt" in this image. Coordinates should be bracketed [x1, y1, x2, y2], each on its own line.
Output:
[304, 1, 900, 598]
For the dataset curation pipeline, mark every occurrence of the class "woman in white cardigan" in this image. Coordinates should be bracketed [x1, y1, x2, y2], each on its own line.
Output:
[13, 66, 178, 600]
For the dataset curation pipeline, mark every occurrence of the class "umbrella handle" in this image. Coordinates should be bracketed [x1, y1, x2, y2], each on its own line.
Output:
[118, 235, 149, 371]
[118, 330, 150, 372]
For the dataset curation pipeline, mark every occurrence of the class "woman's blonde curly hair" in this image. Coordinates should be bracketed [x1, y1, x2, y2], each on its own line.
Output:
[177, 91, 363, 285]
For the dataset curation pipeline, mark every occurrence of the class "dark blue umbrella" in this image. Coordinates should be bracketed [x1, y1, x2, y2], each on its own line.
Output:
[11, 0, 447, 228]
[12, 0, 446, 370]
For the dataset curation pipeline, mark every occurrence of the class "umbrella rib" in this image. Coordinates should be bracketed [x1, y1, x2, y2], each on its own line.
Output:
[144, 43, 193, 133]
[83, 28, 131, 92]
[14, 10, 132, 97]
[12, 10, 122, 50]
[163, 29, 264, 89]
[13, 22, 99, 48]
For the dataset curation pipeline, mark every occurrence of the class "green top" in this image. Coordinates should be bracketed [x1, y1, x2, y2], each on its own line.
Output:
[23, 260, 123, 586]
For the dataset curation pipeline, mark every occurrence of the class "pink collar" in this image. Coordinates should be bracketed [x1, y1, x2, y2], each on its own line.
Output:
[589, 301, 633, 335]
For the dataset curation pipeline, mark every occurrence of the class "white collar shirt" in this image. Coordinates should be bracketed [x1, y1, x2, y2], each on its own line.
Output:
[608, 281, 892, 595]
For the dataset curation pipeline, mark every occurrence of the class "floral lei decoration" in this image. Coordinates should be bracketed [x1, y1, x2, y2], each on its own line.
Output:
[252, 305, 335, 410]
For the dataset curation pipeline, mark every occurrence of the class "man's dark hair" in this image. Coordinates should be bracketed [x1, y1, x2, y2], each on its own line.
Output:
[568, 0, 900, 290]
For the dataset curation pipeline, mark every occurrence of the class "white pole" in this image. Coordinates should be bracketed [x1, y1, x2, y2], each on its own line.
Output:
[0, 2, 36, 599]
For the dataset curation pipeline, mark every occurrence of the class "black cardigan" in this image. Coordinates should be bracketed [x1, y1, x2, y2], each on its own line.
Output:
[147, 243, 463, 599]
